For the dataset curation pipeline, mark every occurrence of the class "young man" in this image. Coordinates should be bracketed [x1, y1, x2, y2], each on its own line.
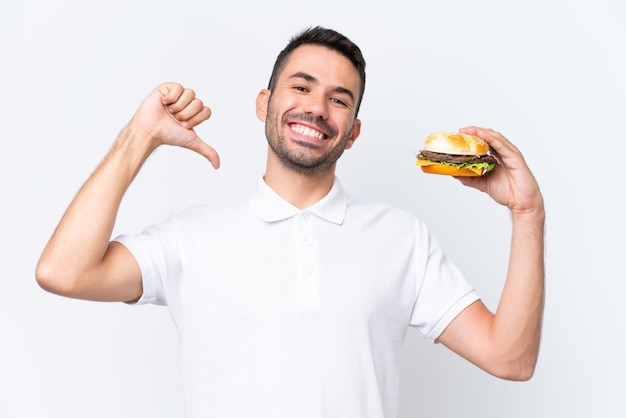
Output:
[36, 27, 545, 417]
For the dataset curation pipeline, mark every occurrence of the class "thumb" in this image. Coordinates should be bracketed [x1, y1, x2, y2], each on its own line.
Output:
[186, 134, 221, 169]
[455, 175, 486, 193]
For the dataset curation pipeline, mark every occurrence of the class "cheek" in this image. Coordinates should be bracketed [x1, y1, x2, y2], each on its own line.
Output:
[338, 117, 357, 136]
[270, 91, 300, 110]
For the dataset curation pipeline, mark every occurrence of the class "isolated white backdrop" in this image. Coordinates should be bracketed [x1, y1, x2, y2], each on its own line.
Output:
[1, 0, 625, 417]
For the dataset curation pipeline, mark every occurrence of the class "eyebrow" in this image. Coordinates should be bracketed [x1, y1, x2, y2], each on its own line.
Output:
[288, 71, 356, 103]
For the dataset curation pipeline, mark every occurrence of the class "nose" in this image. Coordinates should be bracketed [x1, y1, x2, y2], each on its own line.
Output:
[302, 91, 329, 120]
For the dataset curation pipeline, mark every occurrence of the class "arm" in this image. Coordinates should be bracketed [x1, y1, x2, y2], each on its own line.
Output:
[36, 83, 218, 302]
[436, 127, 545, 381]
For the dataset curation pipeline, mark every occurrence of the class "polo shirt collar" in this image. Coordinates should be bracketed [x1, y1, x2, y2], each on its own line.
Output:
[249, 176, 347, 225]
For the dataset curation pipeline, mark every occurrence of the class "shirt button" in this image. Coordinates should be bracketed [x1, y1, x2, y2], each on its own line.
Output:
[302, 212, 310, 222]
[304, 237, 312, 246]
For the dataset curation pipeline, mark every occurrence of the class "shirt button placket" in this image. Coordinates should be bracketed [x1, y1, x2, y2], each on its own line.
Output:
[297, 211, 319, 311]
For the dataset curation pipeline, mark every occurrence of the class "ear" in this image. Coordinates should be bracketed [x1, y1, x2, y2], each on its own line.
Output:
[256, 89, 270, 122]
[344, 118, 361, 150]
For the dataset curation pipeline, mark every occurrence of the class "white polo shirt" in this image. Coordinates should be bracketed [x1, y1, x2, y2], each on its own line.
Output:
[115, 176, 479, 418]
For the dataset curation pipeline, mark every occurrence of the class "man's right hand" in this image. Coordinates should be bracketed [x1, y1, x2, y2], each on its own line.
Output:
[36, 82, 219, 302]
[131, 82, 220, 168]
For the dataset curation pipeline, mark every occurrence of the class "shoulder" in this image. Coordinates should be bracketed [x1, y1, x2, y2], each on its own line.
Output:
[346, 194, 415, 219]
[345, 194, 423, 233]
[171, 201, 250, 222]
[163, 201, 252, 234]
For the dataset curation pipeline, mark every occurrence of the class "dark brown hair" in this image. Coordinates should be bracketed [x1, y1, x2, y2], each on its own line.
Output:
[267, 26, 366, 116]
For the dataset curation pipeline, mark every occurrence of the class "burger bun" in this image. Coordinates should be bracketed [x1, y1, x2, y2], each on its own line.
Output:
[423, 131, 490, 156]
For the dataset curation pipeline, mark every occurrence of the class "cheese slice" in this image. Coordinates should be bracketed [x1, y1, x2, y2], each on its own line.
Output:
[415, 159, 435, 166]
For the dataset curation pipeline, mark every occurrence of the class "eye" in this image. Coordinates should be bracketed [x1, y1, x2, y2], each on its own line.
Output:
[330, 97, 348, 107]
[294, 85, 309, 92]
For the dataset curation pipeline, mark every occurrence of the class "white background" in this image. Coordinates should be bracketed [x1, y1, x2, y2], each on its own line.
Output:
[1, 0, 625, 417]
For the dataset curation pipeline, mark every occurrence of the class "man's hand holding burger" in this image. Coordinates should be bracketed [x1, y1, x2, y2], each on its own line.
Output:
[455, 127, 544, 218]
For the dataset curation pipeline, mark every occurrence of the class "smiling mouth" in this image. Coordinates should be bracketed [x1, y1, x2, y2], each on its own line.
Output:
[290, 123, 327, 141]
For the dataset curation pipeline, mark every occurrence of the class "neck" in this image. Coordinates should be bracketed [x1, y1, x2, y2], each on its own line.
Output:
[264, 152, 336, 209]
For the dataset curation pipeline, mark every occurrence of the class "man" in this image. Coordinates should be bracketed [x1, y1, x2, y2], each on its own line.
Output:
[36, 27, 545, 417]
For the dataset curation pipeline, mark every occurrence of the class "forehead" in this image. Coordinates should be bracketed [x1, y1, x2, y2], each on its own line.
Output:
[278, 44, 360, 91]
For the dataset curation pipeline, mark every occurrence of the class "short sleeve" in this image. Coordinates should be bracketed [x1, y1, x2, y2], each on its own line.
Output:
[409, 219, 480, 342]
[113, 217, 182, 311]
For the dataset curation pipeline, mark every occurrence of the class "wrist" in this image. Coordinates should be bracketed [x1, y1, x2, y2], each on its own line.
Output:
[115, 122, 159, 156]
[511, 205, 545, 230]
[106, 124, 158, 182]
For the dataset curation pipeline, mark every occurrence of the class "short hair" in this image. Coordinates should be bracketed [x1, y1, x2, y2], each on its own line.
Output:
[267, 26, 367, 116]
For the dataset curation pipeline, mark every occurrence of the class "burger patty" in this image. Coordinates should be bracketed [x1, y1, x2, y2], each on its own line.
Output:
[419, 150, 498, 165]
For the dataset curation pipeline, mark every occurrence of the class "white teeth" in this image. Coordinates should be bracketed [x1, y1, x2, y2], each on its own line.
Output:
[292, 124, 324, 140]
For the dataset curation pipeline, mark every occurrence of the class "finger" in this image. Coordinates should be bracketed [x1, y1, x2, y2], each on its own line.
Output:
[167, 88, 197, 114]
[174, 98, 209, 124]
[460, 126, 520, 160]
[157, 83, 185, 106]
[179, 104, 212, 129]
[460, 126, 503, 144]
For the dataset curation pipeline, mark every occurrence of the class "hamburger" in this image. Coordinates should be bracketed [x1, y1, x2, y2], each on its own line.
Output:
[416, 131, 497, 176]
